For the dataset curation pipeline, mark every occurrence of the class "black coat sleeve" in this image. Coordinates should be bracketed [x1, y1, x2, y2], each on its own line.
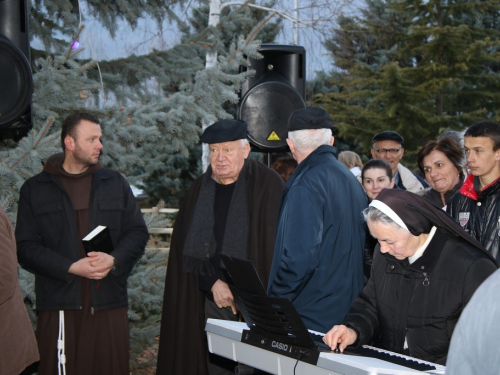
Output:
[108, 174, 149, 276]
[343, 246, 382, 346]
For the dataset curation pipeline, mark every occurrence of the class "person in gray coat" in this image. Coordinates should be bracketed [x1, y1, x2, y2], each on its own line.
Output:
[447, 268, 500, 374]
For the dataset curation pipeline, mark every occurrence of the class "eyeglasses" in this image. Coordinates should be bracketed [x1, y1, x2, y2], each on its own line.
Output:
[373, 148, 401, 155]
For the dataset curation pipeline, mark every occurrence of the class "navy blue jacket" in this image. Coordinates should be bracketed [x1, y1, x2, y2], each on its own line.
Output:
[267, 145, 367, 333]
[16, 167, 148, 312]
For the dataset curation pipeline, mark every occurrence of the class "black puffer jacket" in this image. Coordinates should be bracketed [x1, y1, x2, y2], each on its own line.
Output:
[447, 174, 500, 263]
[343, 230, 497, 364]
[16, 167, 148, 312]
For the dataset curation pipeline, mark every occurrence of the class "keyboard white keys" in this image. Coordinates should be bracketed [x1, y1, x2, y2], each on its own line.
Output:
[206, 319, 447, 375]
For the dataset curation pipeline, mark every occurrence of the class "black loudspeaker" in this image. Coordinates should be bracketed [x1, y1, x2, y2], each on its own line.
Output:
[238, 44, 306, 151]
[0, 0, 33, 140]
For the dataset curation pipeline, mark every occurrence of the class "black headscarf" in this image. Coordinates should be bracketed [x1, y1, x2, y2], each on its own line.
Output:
[371, 189, 496, 263]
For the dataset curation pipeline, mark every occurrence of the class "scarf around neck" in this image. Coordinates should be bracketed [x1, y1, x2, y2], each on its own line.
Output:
[183, 159, 250, 275]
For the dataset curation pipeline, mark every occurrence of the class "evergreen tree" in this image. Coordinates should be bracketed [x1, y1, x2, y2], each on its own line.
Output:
[7, 0, 354, 370]
[140, 0, 282, 207]
[4, 0, 280, 371]
[318, 0, 500, 163]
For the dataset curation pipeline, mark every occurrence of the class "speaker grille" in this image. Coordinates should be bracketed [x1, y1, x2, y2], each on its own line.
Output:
[239, 81, 305, 150]
[0, 36, 33, 127]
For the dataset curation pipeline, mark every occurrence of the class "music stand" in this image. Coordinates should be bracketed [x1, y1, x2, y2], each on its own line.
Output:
[220, 254, 267, 296]
[221, 255, 323, 364]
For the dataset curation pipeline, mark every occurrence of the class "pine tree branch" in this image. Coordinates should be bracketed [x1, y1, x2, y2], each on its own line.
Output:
[7, 117, 56, 170]
[245, 13, 277, 47]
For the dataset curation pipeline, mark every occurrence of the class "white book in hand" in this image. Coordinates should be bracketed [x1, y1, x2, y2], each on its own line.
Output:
[82, 225, 114, 254]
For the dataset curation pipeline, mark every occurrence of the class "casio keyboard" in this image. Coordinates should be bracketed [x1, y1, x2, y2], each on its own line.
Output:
[206, 319, 447, 375]
[214, 255, 447, 374]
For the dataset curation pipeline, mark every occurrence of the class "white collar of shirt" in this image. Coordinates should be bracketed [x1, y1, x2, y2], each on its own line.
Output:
[408, 226, 437, 264]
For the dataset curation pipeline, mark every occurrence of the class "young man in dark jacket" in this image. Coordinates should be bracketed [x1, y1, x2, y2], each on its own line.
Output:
[16, 112, 148, 375]
[447, 121, 500, 263]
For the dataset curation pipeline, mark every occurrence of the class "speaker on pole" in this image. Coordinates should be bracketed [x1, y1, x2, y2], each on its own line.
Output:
[0, 0, 33, 140]
[238, 44, 306, 151]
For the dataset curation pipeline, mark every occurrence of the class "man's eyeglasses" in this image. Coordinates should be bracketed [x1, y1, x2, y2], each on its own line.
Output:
[373, 148, 401, 155]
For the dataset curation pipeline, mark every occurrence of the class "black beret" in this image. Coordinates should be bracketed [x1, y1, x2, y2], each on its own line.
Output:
[201, 119, 248, 144]
[288, 107, 333, 131]
[372, 130, 404, 145]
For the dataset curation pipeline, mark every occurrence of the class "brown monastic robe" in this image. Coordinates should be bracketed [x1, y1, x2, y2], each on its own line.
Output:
[36, 155, 129, 375]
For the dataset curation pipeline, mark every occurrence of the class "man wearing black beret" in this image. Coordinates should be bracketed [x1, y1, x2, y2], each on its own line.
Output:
[157, 119, 285, 375]
[267, 107, 367, 333]
[371, 130, 428, 193]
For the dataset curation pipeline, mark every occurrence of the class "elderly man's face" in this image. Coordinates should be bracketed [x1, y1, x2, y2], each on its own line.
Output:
[209, 140, 251, 184]
[371, 140, 404, 175]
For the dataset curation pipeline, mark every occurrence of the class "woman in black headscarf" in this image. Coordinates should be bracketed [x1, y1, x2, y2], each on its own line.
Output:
[323, 189, 497, 365]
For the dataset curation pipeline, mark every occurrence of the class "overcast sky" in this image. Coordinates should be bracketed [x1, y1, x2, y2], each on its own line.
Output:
[72, 1, 363, 80]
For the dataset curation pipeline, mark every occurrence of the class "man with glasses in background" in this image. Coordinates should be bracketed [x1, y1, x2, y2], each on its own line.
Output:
[370, 131, 428, 193]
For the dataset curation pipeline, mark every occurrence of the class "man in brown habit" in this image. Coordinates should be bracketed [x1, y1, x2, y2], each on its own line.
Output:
[156, 119, 285, 375]
[16, 112, 148, 375]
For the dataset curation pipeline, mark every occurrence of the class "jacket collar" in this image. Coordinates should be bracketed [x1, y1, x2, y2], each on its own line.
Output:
[38, 167, 112, 182]
[459, 173, 500, 201]
[424, 178, 463, 207]
[286, 144, 338, 188]
[409, 229, 446, 273]
[396, 163, 424, 192]
[385, 230, 447, 275]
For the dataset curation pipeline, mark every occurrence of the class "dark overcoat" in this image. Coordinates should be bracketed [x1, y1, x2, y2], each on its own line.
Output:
[156, 158, 284, 375]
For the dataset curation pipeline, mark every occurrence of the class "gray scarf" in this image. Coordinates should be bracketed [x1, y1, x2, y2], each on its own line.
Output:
[183, 160, 250, 275]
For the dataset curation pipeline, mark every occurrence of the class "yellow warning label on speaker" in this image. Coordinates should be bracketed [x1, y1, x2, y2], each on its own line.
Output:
[267, 131, 281, 141]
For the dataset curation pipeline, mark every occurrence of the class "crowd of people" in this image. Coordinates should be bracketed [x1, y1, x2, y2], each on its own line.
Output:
[326, 120, 500, 371]
[158, 109, 500, 375]
[2, 109, 500, 375]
